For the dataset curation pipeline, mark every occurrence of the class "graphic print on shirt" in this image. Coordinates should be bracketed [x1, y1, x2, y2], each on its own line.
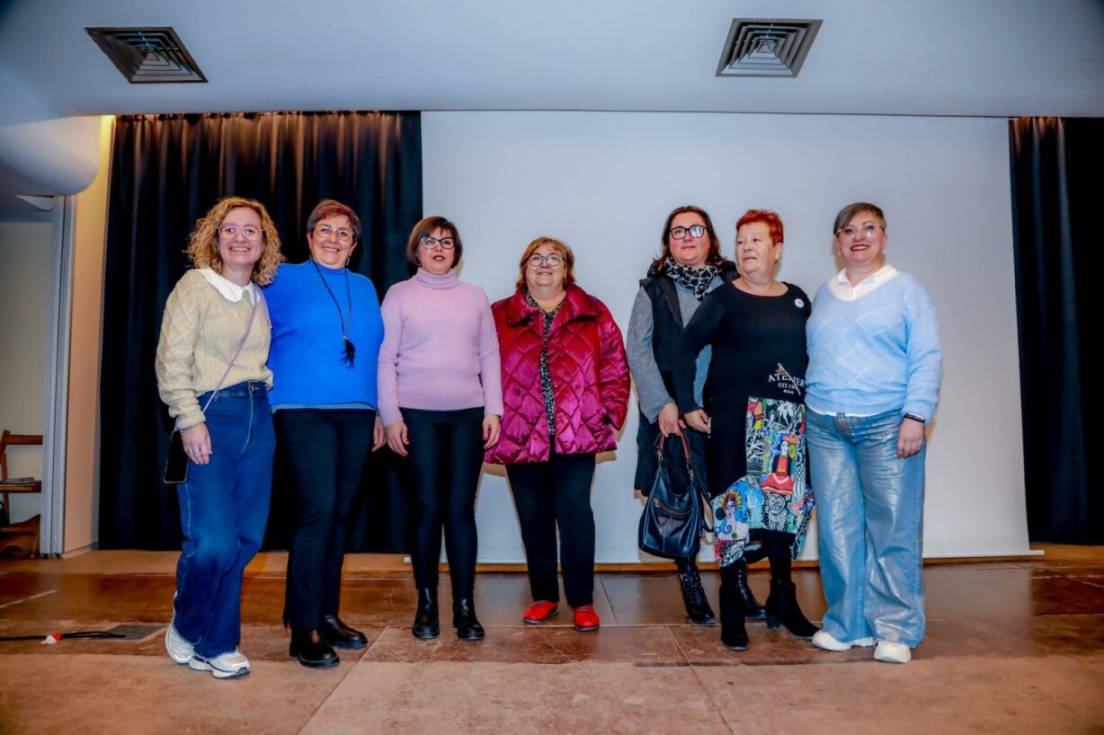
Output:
[712, 396, 814, 567]
[767, 363, 805, 399]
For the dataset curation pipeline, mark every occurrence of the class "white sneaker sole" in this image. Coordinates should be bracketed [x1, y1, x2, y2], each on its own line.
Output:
[188, 656, 250, 679]
[874, 641, 912, 664]
[812, 631, 875, 652]
[164, 625, 193, 665]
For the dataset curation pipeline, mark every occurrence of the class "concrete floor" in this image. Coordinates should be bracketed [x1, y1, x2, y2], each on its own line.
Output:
[1, 546, 1102, 734]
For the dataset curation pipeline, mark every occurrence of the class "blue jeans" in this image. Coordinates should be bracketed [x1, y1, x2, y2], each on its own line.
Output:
[806, 408, 926, 647]
[174, 382, 275, 658]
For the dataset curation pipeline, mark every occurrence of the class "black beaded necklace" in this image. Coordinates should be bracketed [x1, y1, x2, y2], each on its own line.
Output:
[310, 258, 355, 367]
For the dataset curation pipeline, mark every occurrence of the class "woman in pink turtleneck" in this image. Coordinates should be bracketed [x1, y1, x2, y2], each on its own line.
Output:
[378, 216, 503, 642]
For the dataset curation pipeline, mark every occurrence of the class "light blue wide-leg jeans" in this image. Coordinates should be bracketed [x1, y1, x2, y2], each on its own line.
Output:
[807, 409, 926, 648]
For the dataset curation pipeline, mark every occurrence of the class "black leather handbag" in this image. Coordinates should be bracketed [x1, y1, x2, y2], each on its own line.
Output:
[638, 433, 711, 559]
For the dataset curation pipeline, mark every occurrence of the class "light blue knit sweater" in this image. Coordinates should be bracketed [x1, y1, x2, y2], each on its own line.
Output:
[805, 271, 942, 420]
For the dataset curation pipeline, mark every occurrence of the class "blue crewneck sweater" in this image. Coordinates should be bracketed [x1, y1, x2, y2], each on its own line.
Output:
[805, 271, 942, 420]
[263, 261, 385, 410]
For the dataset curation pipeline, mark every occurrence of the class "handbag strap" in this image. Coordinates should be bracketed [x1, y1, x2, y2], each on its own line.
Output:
[179, 293, 261, 427]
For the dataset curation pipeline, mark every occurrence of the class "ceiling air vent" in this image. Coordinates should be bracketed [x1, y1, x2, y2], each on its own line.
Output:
[715, 18, 822, 78]
[85, 27, 206, 84]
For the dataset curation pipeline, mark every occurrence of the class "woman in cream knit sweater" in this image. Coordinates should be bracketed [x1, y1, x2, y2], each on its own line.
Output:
[155, 196, 284, 680]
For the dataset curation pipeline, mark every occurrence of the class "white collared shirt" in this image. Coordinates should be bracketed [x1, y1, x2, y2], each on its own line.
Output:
[826, 264, 901, 301]
[198, 268, 260, 305]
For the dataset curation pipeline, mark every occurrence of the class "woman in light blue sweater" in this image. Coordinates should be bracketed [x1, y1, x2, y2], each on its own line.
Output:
[805, 202, 942, 665]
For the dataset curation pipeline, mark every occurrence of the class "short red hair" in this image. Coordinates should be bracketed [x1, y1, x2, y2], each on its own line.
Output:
[735, 209, 784, 245]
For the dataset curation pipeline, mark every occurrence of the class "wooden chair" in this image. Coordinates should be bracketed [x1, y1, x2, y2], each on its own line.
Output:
[0, 430, 43, 524]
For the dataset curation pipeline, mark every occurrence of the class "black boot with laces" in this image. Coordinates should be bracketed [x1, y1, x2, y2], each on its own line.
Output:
[678, 566, 717, 626]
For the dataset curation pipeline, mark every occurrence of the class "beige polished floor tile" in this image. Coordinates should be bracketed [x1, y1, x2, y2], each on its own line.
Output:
[363, 624, 686, 664]
[302, 660, 729, 735]
[698, 655, 1104, 735]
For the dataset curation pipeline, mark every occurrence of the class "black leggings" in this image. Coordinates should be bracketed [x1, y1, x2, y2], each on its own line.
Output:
[401, 407, 485, 600]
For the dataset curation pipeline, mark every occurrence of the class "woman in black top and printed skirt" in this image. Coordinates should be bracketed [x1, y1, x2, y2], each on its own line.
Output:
[676, 209, 817, 650]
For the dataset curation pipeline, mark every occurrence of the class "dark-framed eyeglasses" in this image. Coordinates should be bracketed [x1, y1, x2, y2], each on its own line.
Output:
[314, 224, 355, 242]
[527, 253, 564, 267]
[669, 225, 706, 240]
[218, 224, 262, 240]
[420, 235, 456, 250]
[838, 223, 882, 239]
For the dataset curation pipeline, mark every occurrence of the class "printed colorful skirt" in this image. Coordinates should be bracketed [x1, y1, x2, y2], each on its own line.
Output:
[712, 397, 814, 568]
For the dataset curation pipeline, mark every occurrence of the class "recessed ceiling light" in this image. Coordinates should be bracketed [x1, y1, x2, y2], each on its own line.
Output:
[86, 27, 206, 84]
[716, 19, 822, 78]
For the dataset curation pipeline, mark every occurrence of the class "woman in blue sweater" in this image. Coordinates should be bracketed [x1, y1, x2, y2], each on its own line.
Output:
[264, 200, 386, 669]
[805, 202, 942, 665]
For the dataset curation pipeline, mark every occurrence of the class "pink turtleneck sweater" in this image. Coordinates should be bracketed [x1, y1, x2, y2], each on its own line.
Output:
[377, 268, 504, 426]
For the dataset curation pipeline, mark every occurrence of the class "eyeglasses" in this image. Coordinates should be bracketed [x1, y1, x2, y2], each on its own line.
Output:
[527, 253, 564, 267]
[315, 224, 355, 242]
[669, 225, 706, 240]
[420, 236, 456, 250]
[838, 223, 883, 239]
[218, 224, 262, 240]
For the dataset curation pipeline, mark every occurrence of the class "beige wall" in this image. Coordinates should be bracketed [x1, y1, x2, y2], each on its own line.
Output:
[61, 115, 112, 553]
[0, 220, 51, 523]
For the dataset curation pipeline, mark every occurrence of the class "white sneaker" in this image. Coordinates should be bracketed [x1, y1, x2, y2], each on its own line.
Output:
[874, 640, 912, 664]
[811, 630, 875, 652]
[165, 623, 194, 665]
[188, 648, 251, 679]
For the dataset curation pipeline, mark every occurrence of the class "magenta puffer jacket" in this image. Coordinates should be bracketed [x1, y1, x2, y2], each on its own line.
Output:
[484, 285, 630, 465]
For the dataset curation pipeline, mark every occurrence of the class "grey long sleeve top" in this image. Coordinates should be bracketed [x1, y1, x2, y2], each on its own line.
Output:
[626, 276, 722, 423]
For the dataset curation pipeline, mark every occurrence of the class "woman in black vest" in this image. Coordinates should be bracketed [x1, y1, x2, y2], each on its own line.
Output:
[626, 205, 751, 625]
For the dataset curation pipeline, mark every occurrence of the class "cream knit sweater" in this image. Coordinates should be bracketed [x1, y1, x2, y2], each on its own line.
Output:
[155, 269, 273, 430]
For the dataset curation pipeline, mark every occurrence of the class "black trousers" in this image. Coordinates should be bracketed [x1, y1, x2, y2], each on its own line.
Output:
[401, 407, 485, 600]
[506, 451, 597, 608]
[275, 408, 375, 630]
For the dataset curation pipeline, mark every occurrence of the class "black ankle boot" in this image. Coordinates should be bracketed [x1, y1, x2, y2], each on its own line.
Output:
[412, 587, 440, 640]
[677, 566, 717, 626]
[289, 629, 340, 669]
[320, 615, 367, 650]
[453, 598, 485, 641]
[764, 579, 819, 639]
[718, 573, 748, 651]
[733, 559, 765, 621]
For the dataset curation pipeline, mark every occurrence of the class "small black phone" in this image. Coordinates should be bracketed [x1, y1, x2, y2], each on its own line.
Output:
[164, 431, 189, 484]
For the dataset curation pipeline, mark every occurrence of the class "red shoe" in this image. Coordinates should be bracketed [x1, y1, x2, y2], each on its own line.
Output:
[523, 601, 559, 625]
[573, 605, 600, 632]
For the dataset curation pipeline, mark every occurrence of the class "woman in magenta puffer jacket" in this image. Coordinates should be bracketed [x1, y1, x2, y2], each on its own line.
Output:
[486, 236, 630, 633]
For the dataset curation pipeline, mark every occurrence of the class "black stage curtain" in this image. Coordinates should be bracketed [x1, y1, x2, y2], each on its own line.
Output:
[1009, 117, 1103, 544]
[99, 111, 421, 551]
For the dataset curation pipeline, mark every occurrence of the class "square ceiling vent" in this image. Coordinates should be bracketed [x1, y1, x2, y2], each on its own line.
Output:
[716, 18, 822, 78]
[86, 27, 206, 83]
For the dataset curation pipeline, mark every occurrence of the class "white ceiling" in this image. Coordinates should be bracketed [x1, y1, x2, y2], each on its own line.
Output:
[1, 0, 1103, 217]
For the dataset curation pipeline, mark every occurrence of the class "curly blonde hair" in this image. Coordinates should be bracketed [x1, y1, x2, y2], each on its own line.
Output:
[186, 196, 284, 285]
